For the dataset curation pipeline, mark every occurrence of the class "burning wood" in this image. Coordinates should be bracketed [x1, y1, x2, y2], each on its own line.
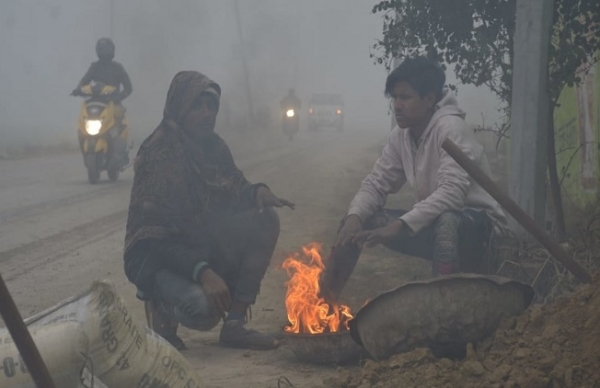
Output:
[282, 243, 353, 334]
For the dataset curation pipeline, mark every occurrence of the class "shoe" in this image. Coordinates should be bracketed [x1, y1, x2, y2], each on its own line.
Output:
[145, 300, 186, 350]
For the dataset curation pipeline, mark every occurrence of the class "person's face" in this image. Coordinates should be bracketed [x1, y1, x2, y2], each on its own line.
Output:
[391, 81, 435, 130]
[182, 93, 219, 140]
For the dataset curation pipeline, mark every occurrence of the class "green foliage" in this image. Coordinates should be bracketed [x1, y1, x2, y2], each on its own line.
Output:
[372, 0, 600, 108]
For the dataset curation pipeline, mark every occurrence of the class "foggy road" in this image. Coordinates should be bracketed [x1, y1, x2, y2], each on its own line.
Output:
[0, 129, 419, 387]
[0, 131, 324, 314]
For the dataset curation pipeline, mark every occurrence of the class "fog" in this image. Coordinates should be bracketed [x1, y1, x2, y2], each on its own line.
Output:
[0, 0, 502, 149]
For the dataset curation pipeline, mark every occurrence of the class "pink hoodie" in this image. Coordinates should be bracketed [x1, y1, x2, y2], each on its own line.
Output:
[347, 89, 507, 234]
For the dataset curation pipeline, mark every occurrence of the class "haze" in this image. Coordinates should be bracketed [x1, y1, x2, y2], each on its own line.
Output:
[0, 0, 501, 149]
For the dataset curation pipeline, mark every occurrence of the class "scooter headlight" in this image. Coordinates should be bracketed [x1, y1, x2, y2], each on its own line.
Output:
[85, 120, 102, 135]
[286, 109, 295, 118]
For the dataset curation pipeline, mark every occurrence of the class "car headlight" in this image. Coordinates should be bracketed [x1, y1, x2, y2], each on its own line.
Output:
[286, 109, 295, 118]
[85, 120, 102, 135]
[336, 109, 342, 115]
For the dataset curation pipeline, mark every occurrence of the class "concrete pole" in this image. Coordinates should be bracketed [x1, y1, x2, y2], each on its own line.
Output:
[509, 0, 554, 232]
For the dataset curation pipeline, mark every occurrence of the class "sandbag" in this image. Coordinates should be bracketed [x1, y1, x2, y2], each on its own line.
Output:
[349, 274, 534, 360]
[24, 281, 204, 388]
[0, 322, 88, 388]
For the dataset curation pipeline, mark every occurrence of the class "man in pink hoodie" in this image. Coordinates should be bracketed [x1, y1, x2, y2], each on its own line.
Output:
[322, 57, 507, 300]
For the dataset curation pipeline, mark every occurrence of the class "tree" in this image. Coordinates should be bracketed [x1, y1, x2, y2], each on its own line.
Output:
[372, 0, 600, 239]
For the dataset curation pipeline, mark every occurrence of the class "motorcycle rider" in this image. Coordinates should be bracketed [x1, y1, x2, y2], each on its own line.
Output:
[280, 88, 301, 112]
[280, 88, 301, 139]
[73, 38, 132, 163]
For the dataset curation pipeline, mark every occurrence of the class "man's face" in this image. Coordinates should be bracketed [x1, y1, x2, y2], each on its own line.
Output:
[182, 93, 218, 140]
[391, 81, 435, 129]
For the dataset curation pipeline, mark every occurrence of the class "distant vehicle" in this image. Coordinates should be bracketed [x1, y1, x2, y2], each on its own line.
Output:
[308, 92, 344, 132]
[281, 106, 300, 141]
[71, 82, 130, 184]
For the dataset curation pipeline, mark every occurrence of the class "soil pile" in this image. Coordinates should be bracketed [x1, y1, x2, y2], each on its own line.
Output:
[325, 274, 600, 388]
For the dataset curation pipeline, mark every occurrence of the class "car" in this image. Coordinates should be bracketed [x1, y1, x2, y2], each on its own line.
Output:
[308, 92, 344, 132]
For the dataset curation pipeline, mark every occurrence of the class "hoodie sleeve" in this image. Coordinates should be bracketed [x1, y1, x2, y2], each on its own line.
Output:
[347, 130, 407, 222]
[117, 62, 133, 101]
[400, 120, 472, 234]
[77, 63, 96, 88]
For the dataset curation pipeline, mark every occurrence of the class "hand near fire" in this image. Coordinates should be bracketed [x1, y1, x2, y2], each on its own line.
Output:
[334, 215, 363, 248]
[200, 268, 231, 320]
[255, 186, 295, 213]
[352, 220, 405, 248]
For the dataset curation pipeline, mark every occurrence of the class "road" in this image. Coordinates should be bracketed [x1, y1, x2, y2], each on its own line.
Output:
[0, 129, 427, 387]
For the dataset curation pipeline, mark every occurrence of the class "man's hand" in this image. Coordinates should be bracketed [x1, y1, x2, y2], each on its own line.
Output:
[255, 186, 295, 212]
[334, 215, 363, 248]
[200, 269, 231, 320]
[353, 220, 405, 248]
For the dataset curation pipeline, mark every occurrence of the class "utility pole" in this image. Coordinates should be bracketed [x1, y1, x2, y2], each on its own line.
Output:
[509, 0, 554, 233]
[108, 0, 114, 39]
[233, 0, 255, 127]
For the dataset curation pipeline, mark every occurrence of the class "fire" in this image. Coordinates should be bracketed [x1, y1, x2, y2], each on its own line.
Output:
[282, 243, 353, 334]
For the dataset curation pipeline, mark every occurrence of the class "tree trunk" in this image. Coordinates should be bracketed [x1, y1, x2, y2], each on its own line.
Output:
[547, 104, 567, 240]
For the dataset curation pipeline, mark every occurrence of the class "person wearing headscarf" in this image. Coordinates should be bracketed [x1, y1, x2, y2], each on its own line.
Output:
[124, 71, 294, 350]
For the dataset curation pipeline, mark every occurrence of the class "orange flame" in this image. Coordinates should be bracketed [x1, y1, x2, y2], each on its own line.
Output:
[282, 242, 353, 334]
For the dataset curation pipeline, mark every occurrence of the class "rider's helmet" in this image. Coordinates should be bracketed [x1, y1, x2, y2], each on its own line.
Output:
[96, 38, 115, 61]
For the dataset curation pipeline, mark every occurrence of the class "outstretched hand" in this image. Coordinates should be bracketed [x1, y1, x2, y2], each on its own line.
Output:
[352, 221, 405, 248]
[333, 215, 363, 248]
[255, 186, 295, 212]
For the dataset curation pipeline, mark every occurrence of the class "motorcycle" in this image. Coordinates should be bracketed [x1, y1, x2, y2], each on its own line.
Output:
[282, 107, 299, 141]
[72, 82, 131, 184]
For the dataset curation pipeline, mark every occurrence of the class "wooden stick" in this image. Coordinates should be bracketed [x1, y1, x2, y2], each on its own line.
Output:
[442, 138, 592, 284]
[0, 273, 56, 388]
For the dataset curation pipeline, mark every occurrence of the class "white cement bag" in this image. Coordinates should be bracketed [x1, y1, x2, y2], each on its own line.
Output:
[0, 322, 88, 388]
[24, 281, 204, 388]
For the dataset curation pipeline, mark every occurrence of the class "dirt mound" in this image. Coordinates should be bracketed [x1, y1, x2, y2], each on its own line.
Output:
[325, 274, 600, 388]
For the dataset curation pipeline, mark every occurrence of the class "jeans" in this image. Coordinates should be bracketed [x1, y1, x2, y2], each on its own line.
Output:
[323, 208, 492, 300]
[364, 208, 492, 275]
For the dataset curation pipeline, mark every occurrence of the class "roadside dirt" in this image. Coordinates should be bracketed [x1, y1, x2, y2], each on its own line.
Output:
[175, 130, 429, 387]
[325, 273, 600, 388]
[1, 128, 431, 387]
[6, 127, 592, 388]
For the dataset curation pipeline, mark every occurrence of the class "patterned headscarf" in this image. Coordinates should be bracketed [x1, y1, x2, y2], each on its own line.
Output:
[124, 71, 250, 254]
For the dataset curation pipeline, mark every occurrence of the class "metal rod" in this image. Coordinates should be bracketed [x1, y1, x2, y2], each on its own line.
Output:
[442, 138, 592, 284]
[0, 273, 56, 387]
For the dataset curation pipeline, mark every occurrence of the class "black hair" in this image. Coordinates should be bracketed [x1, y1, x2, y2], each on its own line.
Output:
[385, 57, 445, 101]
